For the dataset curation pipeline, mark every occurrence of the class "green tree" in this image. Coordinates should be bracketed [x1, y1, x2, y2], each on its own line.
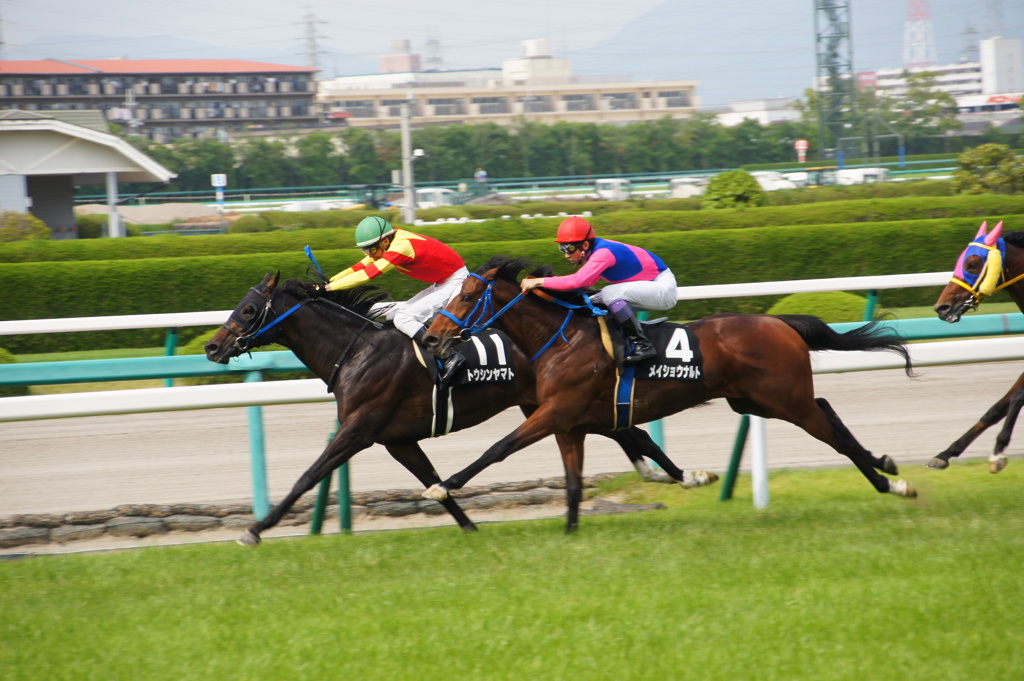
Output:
[292, 131, 346, 187]
[951, 143, 1024, 194]
[339, 127, 388, 183]
[701, 169, 766, 209]
[167, 138, 237, 192]
[235, 138, 293, 188]
[0, 211, 50, 241]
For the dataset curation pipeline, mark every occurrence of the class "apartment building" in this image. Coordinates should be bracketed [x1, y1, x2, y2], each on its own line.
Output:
[0, 59, 319, 141]
[318, 39, 699, 129]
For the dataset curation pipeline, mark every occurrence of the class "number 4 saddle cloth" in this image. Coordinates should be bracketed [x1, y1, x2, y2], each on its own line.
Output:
[597, 316, 705, 430]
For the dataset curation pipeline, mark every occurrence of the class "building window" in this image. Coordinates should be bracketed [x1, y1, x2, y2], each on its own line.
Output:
[562, 94, 594, 111]
[338, 100, 377, 118]
[471, 96, 509, 114]
[518, 95, 553, 113]
[427, 98, 465, 115]
[602, 92, 637, 110]
[657, 90, 691, 107]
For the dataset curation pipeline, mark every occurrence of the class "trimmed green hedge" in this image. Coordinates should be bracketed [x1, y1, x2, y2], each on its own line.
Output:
[6, 193, 1020, 264]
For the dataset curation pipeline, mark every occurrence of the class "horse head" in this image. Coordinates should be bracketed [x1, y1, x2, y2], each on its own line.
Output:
[205, 271, 292, 363]
[424, 256, 542, 359]
[935, 221, 1004, 322]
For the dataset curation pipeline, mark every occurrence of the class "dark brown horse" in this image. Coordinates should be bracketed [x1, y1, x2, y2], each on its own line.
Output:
[422, 256, 919, 531]
[932, 221, 1024, 473]
[205, 272, 715, 545]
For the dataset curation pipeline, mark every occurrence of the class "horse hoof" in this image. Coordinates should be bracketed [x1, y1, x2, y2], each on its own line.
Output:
[889, 479, 917, 498]
[880, 455, 899, 475]
[679, 470, 719, 489]
[989, 455, 1008, 474]
[926, 457, 950, 470]
[237, 529, 261, 547]
[422, 484, 450, 501]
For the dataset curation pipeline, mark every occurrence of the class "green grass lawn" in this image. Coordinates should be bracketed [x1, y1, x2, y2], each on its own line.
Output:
[2, 463, 1022, 681]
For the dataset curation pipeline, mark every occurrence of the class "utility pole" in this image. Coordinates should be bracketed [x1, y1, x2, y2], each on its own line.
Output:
[400, 94, 416, 225]
[814, 0, 859, 160]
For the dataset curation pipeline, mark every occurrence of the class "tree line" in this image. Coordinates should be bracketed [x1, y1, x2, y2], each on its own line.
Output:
[121, 82, 1020, 194]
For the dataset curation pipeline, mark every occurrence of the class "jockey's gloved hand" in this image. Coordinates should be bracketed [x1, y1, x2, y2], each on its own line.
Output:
[306, 283, 326, 299]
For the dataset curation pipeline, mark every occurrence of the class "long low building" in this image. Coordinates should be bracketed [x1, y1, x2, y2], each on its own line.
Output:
[0, 59, 320, 142]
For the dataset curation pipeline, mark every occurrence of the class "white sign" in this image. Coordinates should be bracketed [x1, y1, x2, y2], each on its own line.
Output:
[211, 174, 227, 187]
[794, 139, 809, 151]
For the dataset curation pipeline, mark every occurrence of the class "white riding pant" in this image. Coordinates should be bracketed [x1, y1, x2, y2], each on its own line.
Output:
[389, 266, 470, 338]
[590, 268, 678, 311]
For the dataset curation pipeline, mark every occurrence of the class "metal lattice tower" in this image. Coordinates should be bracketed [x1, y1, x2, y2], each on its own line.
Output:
[301, 9, 329, 72]
[424, 32, 444, 71]
[903, 0, 937, 67]
[983, 0, 1004, 39]
[814, 0, 858, 157]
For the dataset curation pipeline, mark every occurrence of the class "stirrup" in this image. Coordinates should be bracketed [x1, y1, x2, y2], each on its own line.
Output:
[623, 340, 656, 364]
[438, 353, 465, 385]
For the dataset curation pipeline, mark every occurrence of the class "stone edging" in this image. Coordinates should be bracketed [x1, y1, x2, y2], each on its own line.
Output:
[0, 473, 619, 550]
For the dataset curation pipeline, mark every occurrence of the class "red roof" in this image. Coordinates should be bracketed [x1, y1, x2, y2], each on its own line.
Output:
[0, 59, 317, 76]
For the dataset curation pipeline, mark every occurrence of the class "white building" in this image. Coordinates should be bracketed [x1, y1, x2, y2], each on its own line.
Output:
[317, 39, 699, 129]
[981, 37, 1023, 94]
[715, 98, 802, 127]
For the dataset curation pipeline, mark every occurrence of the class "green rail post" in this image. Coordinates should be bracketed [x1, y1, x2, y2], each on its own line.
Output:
[863, 290, 879, 321]
[162, 327, 179, 388]
[244, 371, 271, 521]
[719, 414, 750, 501]
[310, 421, 352, 535]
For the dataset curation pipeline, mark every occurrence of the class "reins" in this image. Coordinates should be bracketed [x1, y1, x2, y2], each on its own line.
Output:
[439, 273, 607, 362]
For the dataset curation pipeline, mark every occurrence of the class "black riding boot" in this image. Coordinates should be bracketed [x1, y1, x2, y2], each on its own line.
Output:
[413, 327, 465, 385]
[611, 301, 656, 364]
[438, 351, 466, 386]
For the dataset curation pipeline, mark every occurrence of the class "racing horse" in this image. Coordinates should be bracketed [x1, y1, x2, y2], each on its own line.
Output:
[205, 272, 716, 545]
[932, 220, 1024, 473]
[421, 256, 919, 531]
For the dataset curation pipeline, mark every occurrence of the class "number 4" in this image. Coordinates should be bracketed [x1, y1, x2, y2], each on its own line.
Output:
[664, 328, 694, 362]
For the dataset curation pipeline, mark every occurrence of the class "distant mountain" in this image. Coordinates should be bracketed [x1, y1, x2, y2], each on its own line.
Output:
[570, 0, 1024, 107]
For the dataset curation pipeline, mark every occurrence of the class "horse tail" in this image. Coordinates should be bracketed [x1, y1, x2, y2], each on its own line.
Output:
[774, 314, 915, 377]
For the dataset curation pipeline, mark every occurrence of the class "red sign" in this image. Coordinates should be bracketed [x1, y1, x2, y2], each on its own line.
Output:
[794, 139, 809, 151]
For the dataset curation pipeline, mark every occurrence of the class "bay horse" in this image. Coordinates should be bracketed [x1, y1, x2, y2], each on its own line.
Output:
[932, 220, 1024, 473]
[205, 272, 715, 546]
[422, 256, 919, 531]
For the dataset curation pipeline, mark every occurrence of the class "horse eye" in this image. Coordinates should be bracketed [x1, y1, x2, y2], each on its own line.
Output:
[461, 294, 475, 303]
[242, 304, 256, 319]
[965, 256, 983, 274]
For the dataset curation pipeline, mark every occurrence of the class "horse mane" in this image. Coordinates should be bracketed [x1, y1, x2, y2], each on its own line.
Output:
[478, 255, 554, 281]
[1003, 231, 1024, 249]
[281, 278, 392, 318]
[477, 255, 599, 303]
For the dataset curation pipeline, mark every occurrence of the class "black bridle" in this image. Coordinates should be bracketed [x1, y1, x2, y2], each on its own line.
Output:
[224, 284, 305, 354]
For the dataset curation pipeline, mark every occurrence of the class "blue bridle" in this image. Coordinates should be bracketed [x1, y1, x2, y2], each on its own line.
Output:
[438, 273, 607, 362]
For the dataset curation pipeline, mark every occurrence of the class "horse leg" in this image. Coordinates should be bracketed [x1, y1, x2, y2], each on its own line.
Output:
[554, 429, 587, 533]
[383, 442, 478, 531]
[770, 396, 917, 498]
[423, 403, 565, 501]
[238, 427, 374, 546]
[990, 386, 1024, 474]
[600, 427, 719, 488]
[928, 372, 1024, 470]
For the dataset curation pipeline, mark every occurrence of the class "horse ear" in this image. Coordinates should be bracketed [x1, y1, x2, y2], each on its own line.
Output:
[270, 271, 280, 288]
[974, 221, 988, 239]
[985, 221, 1004, 246]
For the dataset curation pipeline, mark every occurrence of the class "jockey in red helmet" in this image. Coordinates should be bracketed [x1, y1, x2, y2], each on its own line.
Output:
[521, 216, 677, 364]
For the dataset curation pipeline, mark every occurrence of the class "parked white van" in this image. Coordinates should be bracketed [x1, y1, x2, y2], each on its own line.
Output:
[594, 178, 632, 201]
[415, 187, 458, 209]
[668, 177, 708, 198]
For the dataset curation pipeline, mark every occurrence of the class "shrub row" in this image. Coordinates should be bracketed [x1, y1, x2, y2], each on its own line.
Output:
[0, 217, 1005, 353]
[5, 193, 1019, 264]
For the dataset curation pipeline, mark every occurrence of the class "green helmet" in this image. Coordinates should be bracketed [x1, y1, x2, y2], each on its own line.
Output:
[355, 216, 395, 248]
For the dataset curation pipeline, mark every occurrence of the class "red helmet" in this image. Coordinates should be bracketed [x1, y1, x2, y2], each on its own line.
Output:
[555, 216, 595, 243]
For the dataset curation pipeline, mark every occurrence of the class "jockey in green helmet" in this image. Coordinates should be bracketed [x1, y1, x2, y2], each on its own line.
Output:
[313, 216, 469, 384]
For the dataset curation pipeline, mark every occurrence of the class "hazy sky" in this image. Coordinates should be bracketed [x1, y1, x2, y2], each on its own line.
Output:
[4, 0, 1022, 106]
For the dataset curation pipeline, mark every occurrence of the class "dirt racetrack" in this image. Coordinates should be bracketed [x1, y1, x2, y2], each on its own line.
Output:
[3, 360, 1020, 526]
